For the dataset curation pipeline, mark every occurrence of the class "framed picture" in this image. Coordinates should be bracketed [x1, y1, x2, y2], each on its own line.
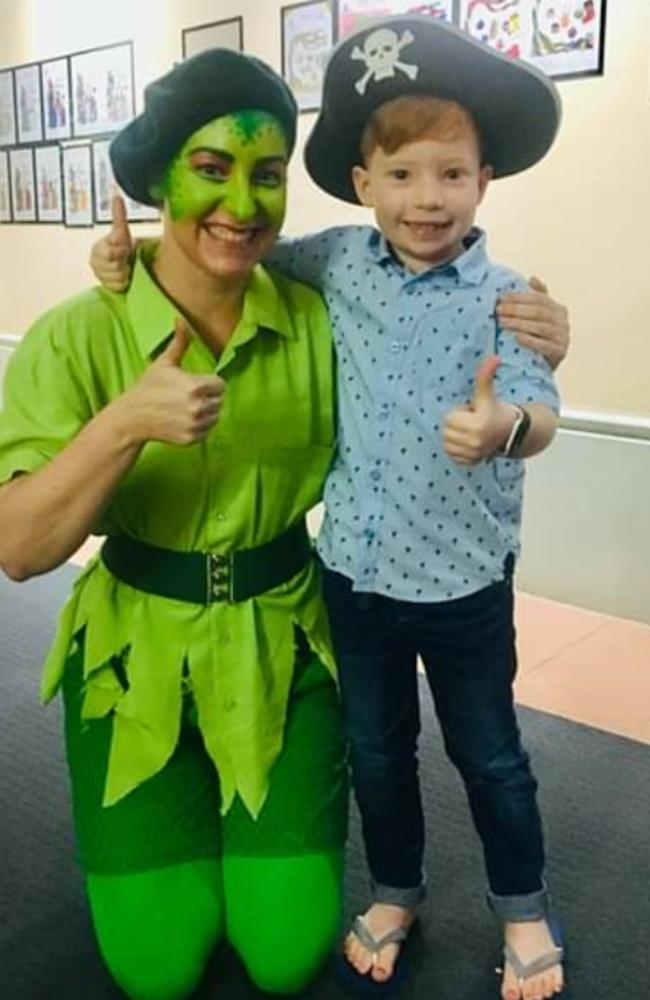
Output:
[15, 63, 44, 143]
[62, 143, 93, 226]
[0, 70, 17, 146]
[41, 57, 72, 140]
[92, 139, 159, 224]
[35, 145, 64, 223]
[281, 1, 335, 112]
[0, 151, 12, 222]
[182, 17, 244, 58]
[459, 0, 606, 79]
[70, 41, 135, 137]
[9, 148, 36, 223]
[337, 0, 454, 38]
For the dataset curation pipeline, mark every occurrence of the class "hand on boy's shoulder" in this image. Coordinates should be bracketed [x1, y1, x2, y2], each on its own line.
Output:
[442, 355, 515, 466]
[496, 277, 569, 371]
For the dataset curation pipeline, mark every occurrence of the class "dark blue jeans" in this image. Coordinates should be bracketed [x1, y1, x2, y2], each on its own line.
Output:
[322, 565, 549, 921]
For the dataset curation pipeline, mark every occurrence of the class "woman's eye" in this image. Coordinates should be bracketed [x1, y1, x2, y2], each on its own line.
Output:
[254, 170, 284, 187]
[193, 160, 228, 180]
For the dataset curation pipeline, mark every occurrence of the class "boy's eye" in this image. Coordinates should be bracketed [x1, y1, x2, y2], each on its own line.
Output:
[445, 168, 465, 180]
[390, 169, 410, 181]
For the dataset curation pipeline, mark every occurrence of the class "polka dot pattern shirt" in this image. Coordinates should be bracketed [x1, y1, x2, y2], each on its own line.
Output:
[268, 227, 559, 603]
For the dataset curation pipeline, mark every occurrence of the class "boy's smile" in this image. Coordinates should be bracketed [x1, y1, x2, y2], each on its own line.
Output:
[352, 130, 492, 273]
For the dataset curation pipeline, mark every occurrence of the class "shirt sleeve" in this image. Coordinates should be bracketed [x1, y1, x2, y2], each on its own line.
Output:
[264, 230, 341, 291]
[493, 275, 561, 415]
[0, 313, 92, 485]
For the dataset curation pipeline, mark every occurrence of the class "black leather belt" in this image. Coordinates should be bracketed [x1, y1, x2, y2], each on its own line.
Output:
[101, 520, 312, 604]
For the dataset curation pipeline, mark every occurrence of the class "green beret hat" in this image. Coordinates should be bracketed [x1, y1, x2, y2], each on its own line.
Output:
[110, 48, 298, 206]
[305, 15, 562, 204]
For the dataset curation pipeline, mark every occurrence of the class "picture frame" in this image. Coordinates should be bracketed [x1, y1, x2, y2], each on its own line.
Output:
[41, 57, 72, 141]
[181, 17, 244, 59]
[70, 41, 135, 138]
[281, 0, 335, 113]
[9, 148, 36, 223]
[0, 150, 12, 222]
[15, 63, 44, 144]
[62, 142, 93, 226]
[459, 0, 607, 80]
[0, 69, 17, 146]
[92, 139, 160, 224]
[35, 145, 64, 223]
[337, 0, 454, 38]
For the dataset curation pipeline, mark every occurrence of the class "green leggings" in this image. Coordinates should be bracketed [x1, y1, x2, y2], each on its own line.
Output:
[88, 850, 344, 999]
[63, 639, 348, 998]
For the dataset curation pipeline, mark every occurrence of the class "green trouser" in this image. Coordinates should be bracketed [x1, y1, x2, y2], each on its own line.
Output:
[62, 638, 348, 999]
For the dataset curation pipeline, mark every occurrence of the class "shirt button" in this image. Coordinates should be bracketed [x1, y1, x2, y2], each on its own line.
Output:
[378, 409, 389, 421]
[389, 341, 401, 354]
[224, 699, 237, 712]
[370, 469, 381, 482]
[217, 513, 227, 521]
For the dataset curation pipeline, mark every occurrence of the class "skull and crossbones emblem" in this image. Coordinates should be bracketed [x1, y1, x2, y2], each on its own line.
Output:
[351, 28, 419, 96]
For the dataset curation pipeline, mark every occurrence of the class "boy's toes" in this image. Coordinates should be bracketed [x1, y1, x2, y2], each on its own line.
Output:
[370, 943, 400, 983]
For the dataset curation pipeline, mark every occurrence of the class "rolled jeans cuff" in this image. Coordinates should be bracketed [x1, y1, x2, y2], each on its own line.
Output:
[372, 878, 427, 909]
[487, 884, 550, 922]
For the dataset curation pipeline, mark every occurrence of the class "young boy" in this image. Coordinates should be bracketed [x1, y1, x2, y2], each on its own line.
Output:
[89, 18, 567, 999]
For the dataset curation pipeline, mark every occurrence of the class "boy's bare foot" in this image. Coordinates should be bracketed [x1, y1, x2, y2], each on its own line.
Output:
[344, 902, 417, 983]
[500, 919, 564, 1000]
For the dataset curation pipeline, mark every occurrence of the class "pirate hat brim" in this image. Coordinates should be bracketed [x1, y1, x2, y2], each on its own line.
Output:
[305, 15, 561, 204]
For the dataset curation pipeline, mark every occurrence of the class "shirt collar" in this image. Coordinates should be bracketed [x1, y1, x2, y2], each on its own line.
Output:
[126, 246, 296, 362]
[365, 225, 489, 286]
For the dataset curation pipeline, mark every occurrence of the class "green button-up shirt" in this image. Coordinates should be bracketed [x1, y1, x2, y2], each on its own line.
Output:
[0, 248, 336, 817]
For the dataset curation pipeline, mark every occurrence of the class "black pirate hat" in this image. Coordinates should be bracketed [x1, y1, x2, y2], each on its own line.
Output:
[305, 15, 561, 204]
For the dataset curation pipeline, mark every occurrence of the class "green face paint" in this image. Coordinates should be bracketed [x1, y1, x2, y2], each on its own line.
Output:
[161, 111, 288, 226]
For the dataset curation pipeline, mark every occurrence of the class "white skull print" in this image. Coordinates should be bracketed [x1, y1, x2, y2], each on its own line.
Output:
[351, 28, 419, 96]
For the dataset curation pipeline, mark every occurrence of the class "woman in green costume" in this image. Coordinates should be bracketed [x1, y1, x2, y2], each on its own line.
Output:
[0, 49, 347, 999]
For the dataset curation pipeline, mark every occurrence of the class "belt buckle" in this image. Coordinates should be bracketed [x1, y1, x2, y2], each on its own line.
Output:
[207, 552, 232, 603]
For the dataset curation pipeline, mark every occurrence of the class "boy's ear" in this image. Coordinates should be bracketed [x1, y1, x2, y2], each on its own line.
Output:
[478, 164, 494, 202]
[351, 164, 374, 208]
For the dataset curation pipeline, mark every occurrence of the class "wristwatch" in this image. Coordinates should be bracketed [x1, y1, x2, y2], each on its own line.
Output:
[498, 404, 531, 458]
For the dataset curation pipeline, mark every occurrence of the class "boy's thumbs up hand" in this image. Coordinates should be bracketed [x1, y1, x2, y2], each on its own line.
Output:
[443, 355, 516, 465]
[116, 320, 226, 446]
[90, 194, 134, 291]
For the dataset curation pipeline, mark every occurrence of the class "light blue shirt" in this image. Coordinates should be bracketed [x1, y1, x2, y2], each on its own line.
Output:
[268, 226, 559, 602]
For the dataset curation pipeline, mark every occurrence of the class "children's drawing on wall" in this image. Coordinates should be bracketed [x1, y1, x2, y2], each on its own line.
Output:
[35, 146, 63, 223]
[338, 0, 453, 39]
[0, 70, 17, 146]
[63, 144, 92, 226]
[71, 43, 134, 138]
[459, 0, 605, 77]
[0, 151, 11, 222]
[15, 64, 43, 143]
[92, 139, 159, 225]
[41, 58, 72, 140]
[9, 149, 36, 222]
[281, 1, 335, 112]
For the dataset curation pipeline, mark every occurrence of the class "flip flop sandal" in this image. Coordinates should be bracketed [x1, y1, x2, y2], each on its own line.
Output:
[335, 914, 413, 997]
[497, 916, 564, 994]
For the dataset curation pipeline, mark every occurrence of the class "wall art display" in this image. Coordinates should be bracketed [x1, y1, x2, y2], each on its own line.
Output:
[182, 17, 244, 58]
[35, 145, 63, 223]
[0, 70, 17, 146]
[338, 0, 454, 38]
[70, 41, 135, 137]
[9, 148, 36, 222]
[62, 143, 93, 226]
[92, 139, 159, 224]
[281, 1, 335, 112]
[0, 151, 11, 222]
[41, 57, 72, 140]
[459, 0, 606, 79]
[15, 63, 44, 144]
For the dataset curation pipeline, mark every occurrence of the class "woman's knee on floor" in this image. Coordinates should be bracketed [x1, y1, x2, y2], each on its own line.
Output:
[87, 860, 223, 1000]
[224, 851, 343, 994]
